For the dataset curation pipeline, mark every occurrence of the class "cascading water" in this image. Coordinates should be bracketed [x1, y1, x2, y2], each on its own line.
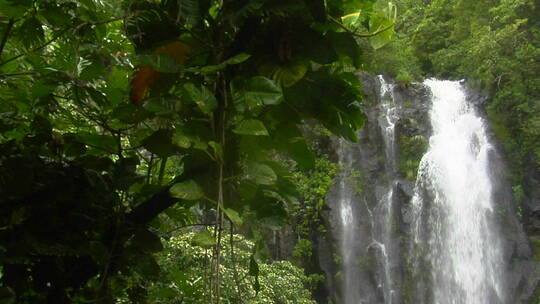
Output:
[326, 75, 524, 304]
[335, 76, 401, 304]
[373, 76, 399, 304]
[410, 79, 506, 303]
[337, 140, 363, 304]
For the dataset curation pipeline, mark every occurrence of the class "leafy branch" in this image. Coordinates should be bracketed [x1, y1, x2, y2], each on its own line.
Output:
[0, 18, 16, 58]
[328, 15, 394, 38]
[0, 16, 125, 67]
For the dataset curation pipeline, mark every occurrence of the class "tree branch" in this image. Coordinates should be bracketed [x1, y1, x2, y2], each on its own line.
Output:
[0, 71, 37, 77]
[328, 15, 394, 38]
[0, 17, 125, 67]
[0, 19, 16, 58]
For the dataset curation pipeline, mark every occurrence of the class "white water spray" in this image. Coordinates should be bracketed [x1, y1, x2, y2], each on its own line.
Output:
[411, 79, 506, 303]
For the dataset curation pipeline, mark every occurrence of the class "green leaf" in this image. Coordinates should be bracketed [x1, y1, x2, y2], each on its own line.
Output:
[261, 62, 308, 88]
[233, 76, 283, 106]
[186, 53, 251, 73]
[170, 180, 204, 200]
[0, 0, 31, 18]
[369, 12, 394, 49]
[172, 130, 192, 148]
[18, 17, 45, 49]
[154, 287, 177, 299]
[183, 83, 217, 114]
[249, 254, 259, 276]
[139, 54, 181, 73]
[111, 103, 152, 124]
[223, 53, 251, 65]
[208, 141, 223, 161]
[327, 31, 362, 67]
[142, 130, 178, 157]
[223, 208, 243, 227]
[107, 67, 129, 90]
[78, 133, 117, 152]
[273, 124, 315, 170]
[233, 119, 269, 136]
[191, 229, 216, 247]
[247, 162, 277, 185]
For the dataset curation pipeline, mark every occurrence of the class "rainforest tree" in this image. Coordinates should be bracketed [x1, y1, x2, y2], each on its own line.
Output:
[0, 0, 395, 303]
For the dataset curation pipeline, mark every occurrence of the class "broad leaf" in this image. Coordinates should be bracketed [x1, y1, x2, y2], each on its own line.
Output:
[233, 119, 269, 136]
[327, 31, 362, 67]
[191, 229, 215, 247]
[170, 180, 204, 200]
[138, 54, 181, 73]
[142, 130, 178, 157]
[246, 162, 277, 185]
[223, 208, 243, 227]
[183, 83, 217, 114]
[187, 53, 251, 73]
[233, 76, 283, 106]
[78, 133, 117, 153]
[369, 12, 395, 49]
[223, 53, 251, 65]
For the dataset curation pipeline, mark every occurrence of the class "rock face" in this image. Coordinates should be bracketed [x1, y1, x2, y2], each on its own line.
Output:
[317, 73, 538, 304]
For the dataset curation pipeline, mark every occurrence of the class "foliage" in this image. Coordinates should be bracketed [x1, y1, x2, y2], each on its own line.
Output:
[398, 133, 428, 180]
[393, 0, 540, 180]
[117, 231, 317, 303]
[0, 0, 398, 302]
[291, 157, 338, 236]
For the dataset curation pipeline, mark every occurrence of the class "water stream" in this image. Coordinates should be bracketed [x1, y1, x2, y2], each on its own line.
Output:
[410, 79, 506, 303]
[332, 77, 508, 304]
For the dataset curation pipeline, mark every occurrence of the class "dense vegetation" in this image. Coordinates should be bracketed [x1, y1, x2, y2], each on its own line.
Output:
[366, 0, 539, 219]
[0, 0, 397, 303]
[1, 0, 538, 303]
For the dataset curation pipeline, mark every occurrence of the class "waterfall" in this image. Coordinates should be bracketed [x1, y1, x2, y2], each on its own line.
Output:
[335, 76, 400, 304]
[337, 140, 363, 304]
[373, 76, 399, 304]
[329, 76, 515, 304]
[410, 79, 506, 303]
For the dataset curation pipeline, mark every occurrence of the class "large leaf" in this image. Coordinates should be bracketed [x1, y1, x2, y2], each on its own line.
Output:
[273, 123, 315, 170]
[0, 0, 31, 18]
[327, 31, 362, 67]
[183, 83, 217, 114]
[186, 53, 251, 73]
[223, 208, 243, 227]
[78, 133, 117, 153]
[233, 119, 269, 136]
[246, 162, 277, 185]
[142, 130, 178, 157]
[170, 180, 204, 200]
[191, 229, 215, 247]
[260, 62, 308, 88]
[232, 76, 283, 106]
[18, 17, 44, 49]
[369, 12, 395, 49]
[138, 54, 181, 73]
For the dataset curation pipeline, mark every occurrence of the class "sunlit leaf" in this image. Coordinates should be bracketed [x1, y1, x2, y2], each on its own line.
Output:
[223, 208, 243, 227]
[246, 162, 277, 185]
[170, 180, 204, 200]
[191, 229, 215, 247]
[183, 83, 217, 114]
[232, 76, 283, 106]
[233, 119, 269, 136]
